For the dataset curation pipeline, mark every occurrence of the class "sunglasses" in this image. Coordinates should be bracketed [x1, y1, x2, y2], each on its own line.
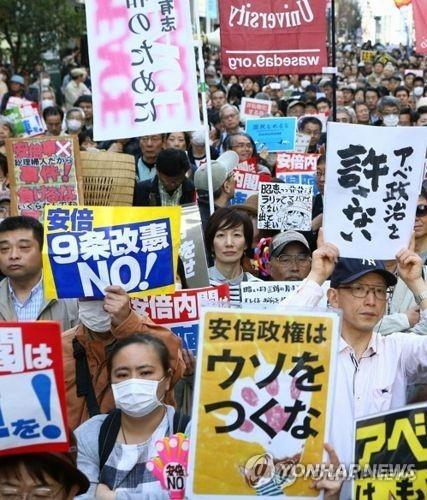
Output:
[416, 204, 427, 217]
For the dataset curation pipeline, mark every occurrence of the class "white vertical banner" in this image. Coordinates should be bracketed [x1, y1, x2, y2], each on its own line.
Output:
[324, 123, 426, 259]
[85, 0, 200, 141]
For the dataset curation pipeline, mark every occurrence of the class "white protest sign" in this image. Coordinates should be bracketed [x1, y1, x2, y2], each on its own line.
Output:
[257, 182, 312, 230]
[85, 0, 200, 141]
[324, 123, 426, 259]
[240, 97, 272, 121]
[241, 281, 330, 307]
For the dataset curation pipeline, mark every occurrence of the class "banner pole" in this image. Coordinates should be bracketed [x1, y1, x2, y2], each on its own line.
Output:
[193, 0, 215, 216]
[331, 0, 337, 122]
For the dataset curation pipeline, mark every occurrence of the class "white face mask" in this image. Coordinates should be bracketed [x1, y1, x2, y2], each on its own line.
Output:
[112, 377, 165, 418]
[67, 119, 82, 132]
[301, 79, 311, 89]
[383, 114, 399, 127]
[78, 300, 111, 332]
[413, 86, 424, 97]
[41, 78, 51, 87]
[41, 99, 55, 111]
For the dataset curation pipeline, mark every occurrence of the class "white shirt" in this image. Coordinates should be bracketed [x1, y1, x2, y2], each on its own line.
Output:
[283, 280, 427, 497]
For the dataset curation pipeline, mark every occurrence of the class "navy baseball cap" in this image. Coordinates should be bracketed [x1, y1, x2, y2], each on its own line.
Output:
[330, 258, 397, 288]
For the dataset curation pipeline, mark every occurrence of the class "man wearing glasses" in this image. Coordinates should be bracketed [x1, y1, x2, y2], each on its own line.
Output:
[268, 231, 312, 281]
[283, 239, 427, 497]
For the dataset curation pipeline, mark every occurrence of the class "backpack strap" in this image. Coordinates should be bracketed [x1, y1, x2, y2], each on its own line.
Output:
[72, 338, 100, 418]
[172, 411, 190, 434]
[98, 409, 122, 471]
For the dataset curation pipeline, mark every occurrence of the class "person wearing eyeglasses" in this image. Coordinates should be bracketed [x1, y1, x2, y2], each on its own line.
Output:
[282, 235, 427, 499]
[415, 182, 427, 263]
[267, 230, 312, 282]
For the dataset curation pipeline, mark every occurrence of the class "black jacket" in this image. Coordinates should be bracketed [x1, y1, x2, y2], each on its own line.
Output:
[133, 175, 196, 206]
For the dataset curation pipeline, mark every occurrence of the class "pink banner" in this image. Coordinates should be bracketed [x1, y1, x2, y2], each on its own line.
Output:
[413, 0, 427, 55]
[85, 0, 200, 141]
[219, 0, 328, 75]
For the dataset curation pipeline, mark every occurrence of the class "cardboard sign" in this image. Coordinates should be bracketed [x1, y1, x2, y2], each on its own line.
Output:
[0, 322, 68, 455]
[241, 281, 329, 308]
[43, 205, 181, 299]
[258, 182, 313, 230]
[219, 0, 328, 75]
[132, 284, 230, 355]
[360, 50, 375, 63]
[180, 204, 209, 289]
[85, 0, 200, 141]
[353, 403, 427, 499]
[188, 307, 340, 497]
[6, 136, 83, 222]
[324, 123, 426, 259]
[246, 117, 297, 153]
[241, 98, 272, 121]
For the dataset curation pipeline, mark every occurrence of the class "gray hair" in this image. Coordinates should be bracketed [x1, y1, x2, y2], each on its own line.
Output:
[377, 96, 401, 114]
[336, 106, 355, 123]
[219, 103, 240, 120]
[65, 107, 85, 120]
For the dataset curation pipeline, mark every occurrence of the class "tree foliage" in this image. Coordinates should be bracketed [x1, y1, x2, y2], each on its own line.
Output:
[0, 0, 85, 72]
[336, 0, 362, 40]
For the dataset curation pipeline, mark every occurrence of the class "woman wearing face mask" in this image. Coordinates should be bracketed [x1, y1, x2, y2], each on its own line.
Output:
[65, 107, 85, 135]
[75, 333, 190, 499]
[62, 286, 185, 431]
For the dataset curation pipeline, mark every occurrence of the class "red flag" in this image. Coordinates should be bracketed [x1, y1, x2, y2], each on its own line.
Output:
[219, 0, 328, 75]
[413, 0, 427, 54]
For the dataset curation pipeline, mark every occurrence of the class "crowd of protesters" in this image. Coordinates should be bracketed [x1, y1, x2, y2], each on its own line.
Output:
[0, 39, 426, 499]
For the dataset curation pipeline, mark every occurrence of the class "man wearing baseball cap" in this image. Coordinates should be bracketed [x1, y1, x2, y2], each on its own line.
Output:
[268, 230, 312, 281]
[283, 237, 427, 498]
[194, 150, 239, 229]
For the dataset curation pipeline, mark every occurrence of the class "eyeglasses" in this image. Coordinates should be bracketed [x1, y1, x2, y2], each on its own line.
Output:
[338, 284, 390, 301]
[416, 204, 427, 218]
[0, 485, 64, 499]
[275, 254, 311, 266]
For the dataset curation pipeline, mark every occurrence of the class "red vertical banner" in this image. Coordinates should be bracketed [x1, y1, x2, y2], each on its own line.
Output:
[413, 0, 427, 55]
[219, 0, 328, 75]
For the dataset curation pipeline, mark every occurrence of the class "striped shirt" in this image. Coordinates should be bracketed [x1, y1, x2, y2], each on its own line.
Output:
[8, 278, 44, 321]
[208, 266, 262, 305]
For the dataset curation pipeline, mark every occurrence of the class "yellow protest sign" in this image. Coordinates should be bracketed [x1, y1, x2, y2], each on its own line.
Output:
[354, 403, 427, 499]
[188, 308, 340, 498]
[42, 205, 181, 299]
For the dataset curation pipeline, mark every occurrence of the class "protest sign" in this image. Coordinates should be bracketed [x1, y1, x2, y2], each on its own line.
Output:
[324, 123, 426, 259]
[0, 322, 68, 455]
[294, 132, 311, 153]
[241, 98, 272, 121]
[276, 153, 320, 192]
[219, 0, 328, 75]
[85, 0, 200, 141]
[6, 136, 83, 221]
[237, 158, 258, 174]
[147, 433, 190, 499]
[230, 169, 263, 206]
[188, 307, 340, 497]
[43, 205, 181, 299]
[353, 403, 427, 499]
[4, 97, 45, 137]
[360, 50, 375, 63]
[413, 0, 427, 55]
[180, 204, 209, 289]
[241, 281, 329, 308]
[258, 182, 313, 230]
[132, 284, 229, 355]
[245, 117, 297, 153]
